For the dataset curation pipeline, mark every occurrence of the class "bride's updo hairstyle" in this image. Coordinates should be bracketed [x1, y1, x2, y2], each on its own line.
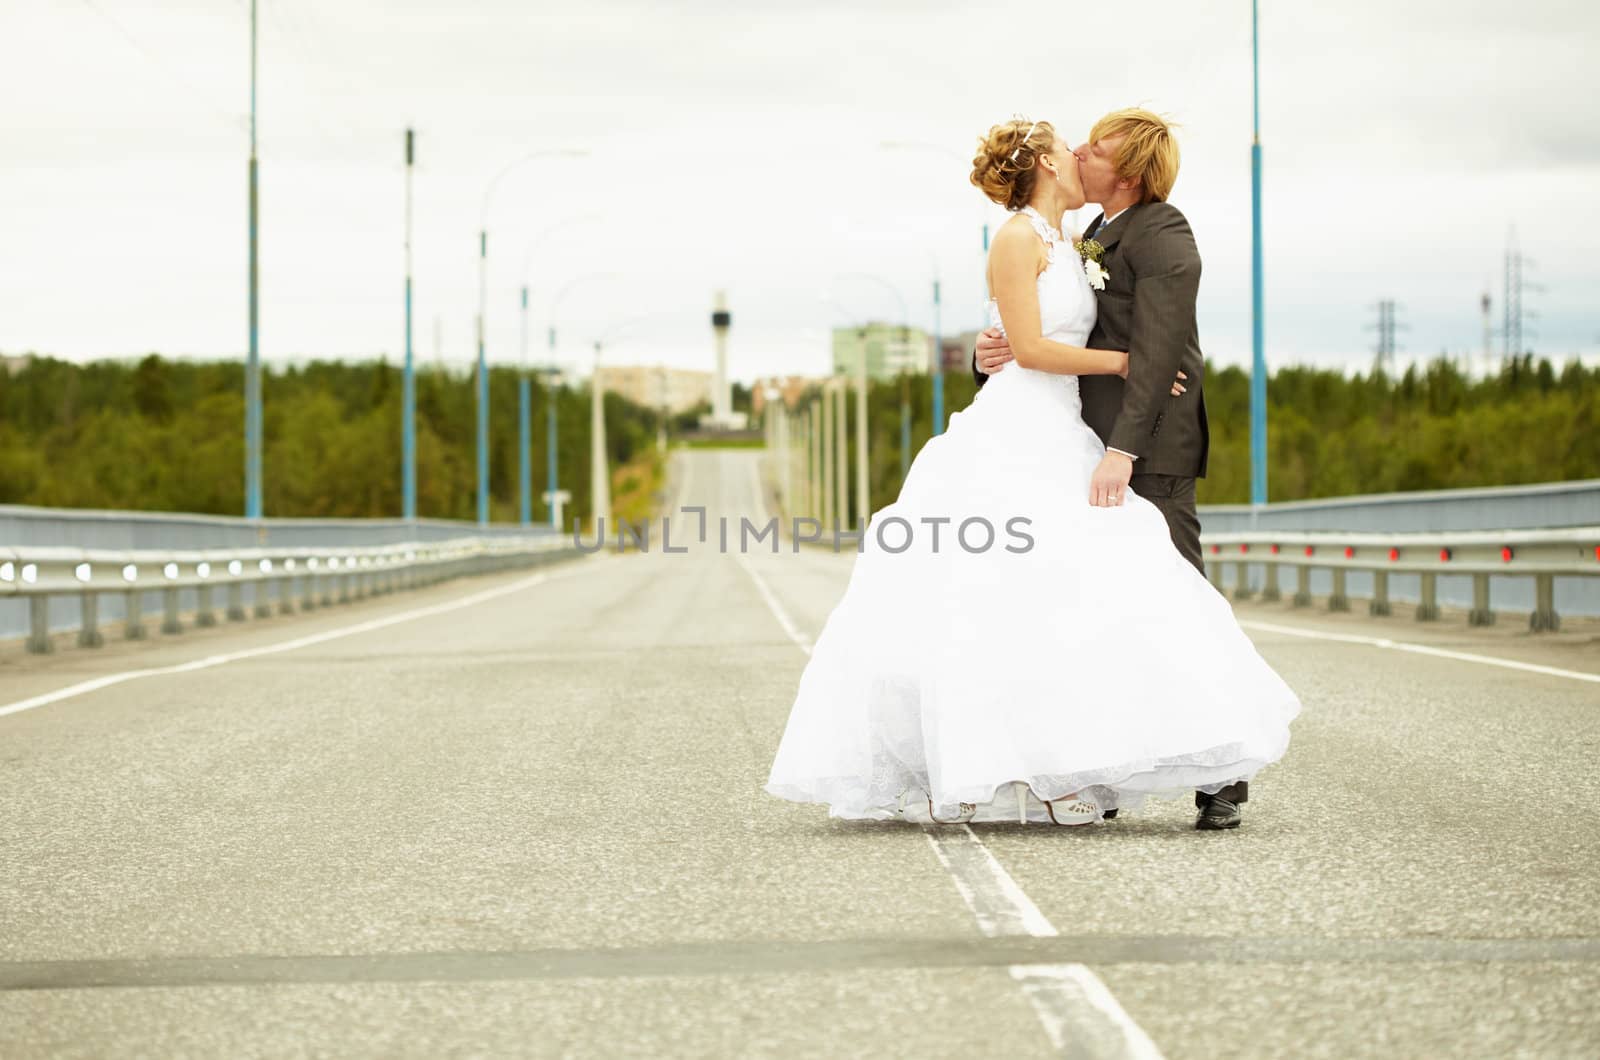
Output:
[970, 119, 1057, 211]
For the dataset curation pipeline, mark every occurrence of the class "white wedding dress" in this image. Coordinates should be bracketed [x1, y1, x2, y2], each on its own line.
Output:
[765, 205, 1301, 824]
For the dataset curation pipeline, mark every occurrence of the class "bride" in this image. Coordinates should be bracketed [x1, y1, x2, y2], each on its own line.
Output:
[764, 118, 1300, 828]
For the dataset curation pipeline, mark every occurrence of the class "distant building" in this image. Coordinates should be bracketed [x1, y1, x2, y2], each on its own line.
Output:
[831, 322, 933, 380]
[750, 375, 821, 416]
[1, 353, 33, 374]
[941, 330, 980, 374]
[595, 364, 713, 415]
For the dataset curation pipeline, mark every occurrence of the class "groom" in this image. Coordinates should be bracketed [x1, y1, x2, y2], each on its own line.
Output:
[971, 108, 1246, 831]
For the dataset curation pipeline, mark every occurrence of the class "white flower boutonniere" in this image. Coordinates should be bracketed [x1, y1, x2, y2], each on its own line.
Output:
[1075, 237, 1108, 291]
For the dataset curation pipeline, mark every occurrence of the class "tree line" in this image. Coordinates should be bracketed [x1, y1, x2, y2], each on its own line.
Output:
[1, 353, 1593, 521]
[845, 354, 1598, 514]
[0, 354, 703, 524]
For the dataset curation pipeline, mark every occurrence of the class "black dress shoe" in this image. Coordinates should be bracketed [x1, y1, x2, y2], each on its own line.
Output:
[1195, 796, 1242, 830]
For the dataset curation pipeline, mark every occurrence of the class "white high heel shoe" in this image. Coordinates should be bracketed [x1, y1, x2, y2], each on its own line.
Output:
[1044, 791, 1099, 825]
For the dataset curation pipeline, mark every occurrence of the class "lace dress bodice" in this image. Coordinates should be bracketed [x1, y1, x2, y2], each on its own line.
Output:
[983, 206, 1098, 410]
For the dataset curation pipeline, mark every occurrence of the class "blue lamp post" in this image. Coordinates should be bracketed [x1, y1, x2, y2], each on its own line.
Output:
[475, 149, 587, 527]
[1250, 0, 1268, 506]
[402, 128, 416, 521]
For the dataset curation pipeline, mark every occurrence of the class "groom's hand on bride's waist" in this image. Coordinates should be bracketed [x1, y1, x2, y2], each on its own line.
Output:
[975, 327, 1012, 374]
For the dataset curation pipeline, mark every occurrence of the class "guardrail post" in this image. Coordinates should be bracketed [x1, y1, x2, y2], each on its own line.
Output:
[252, 581, 272, 619]
[1329, 569, 1350, 612]
[78, 592, 104, 647]
[340, 572, 353, 604]
[320, 574, 335, 607]
[1416, 572, 1439, 621]
[226, 582, 246, 621]
[1292, 565, 1312, 607]
[1232, 561, 1254, 600]
[1261, 563, 1281, 602]
[1369, 571, 1392, 616]
[1206, 558, 1221, 590]
[162, 586, 182, 634]
[196, 584, 217, 626]
[126, 589, 148, 638]
[1468, 573, 1495, 627]
[1530, 573, 1560, 633]
[278, 577, 295, 615]
[301, 574, 317, 611]
[28, 596, 53, 654]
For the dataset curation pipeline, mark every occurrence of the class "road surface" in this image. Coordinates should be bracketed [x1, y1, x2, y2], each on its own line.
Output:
[2, 448, 1597, 1058]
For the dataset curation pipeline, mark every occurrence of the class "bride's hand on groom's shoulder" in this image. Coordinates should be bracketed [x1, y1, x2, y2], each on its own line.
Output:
[975, 327, 1012, 375]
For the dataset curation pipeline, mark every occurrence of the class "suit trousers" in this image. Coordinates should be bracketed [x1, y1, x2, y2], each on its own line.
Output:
[1127, 471, 1248, 806]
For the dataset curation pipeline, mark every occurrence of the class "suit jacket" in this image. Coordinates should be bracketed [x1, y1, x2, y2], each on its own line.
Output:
[972, 201, 1210, 479]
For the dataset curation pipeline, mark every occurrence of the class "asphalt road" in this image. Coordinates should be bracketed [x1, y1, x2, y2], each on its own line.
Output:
[2, 448, 1597, 1058]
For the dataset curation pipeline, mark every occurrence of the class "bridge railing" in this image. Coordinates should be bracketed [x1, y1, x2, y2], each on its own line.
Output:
[0, 534, 576, 655]
[1200, 527, 1600, 632]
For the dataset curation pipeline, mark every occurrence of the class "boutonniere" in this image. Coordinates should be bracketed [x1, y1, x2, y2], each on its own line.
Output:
[1075, 237, 1108, 291]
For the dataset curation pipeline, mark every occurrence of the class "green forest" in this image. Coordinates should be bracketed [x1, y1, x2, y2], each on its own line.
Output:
[0, 354, 702, 525]
[845, 353, 1598, 516]
[1, 353, 1594, 523]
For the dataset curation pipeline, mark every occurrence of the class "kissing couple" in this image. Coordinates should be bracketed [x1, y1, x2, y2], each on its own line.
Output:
[766, 109, 1300, 831]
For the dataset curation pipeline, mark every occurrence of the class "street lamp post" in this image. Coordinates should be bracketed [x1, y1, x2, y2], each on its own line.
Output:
[879, 140, 990, 436]
[475, 148, 587, 527]
[590, 340, 610, 533]
[1250, 0, 1268, 507]
[402, 128, 416, 521]
[517, 214, 600, 527]
[820, 378, 835, 529]
[833, 273, 911, 526]
[518, 286, 532, 525]
[543, 271, 621, 530]
[834, 376, 849, 530]
[542, 335, 564, 530]
[245, 0, 262, 521]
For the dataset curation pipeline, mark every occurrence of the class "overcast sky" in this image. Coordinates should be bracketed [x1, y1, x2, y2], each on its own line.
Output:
[4, 0, 1597, 381]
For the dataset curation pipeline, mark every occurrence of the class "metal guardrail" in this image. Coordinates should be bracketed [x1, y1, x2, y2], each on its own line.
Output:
[1200, 527, 1600, 632]
[0, 535, 577, 655]
[1197, 478, 1600, 532]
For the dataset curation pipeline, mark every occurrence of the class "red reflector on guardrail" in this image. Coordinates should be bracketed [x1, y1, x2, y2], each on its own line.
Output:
[1270, 544, 1280, 554]
[1439, 548, 1453, 561]
[1343, 546, 1355, 559]
[1239, 544, 1249, 554]
[1210, 544, 1220, 554]
[1304, 546, 1314, 556]
[1388, 548, 1399, 561]
[1501, 546, 1514, 563]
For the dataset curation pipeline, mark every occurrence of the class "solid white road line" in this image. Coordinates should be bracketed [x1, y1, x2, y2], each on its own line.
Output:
[738, 552, 1163, 1060]
[0, 558, 609, 720]
[1238, 619, 1600, 685]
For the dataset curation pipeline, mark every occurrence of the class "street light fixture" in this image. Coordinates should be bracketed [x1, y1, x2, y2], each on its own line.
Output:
[833, 273, 918, 513]
[517, 212, 601, 526]
[475, 147, 588, 527]
[880, 139, 991, 437]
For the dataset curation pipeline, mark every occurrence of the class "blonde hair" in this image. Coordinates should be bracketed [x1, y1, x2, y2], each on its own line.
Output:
[970, 119, 1057, 211]
[1089, 108, 1180, 204]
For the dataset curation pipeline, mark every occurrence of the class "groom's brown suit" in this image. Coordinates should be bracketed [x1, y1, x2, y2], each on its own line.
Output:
[972, 201, 1245, 806]
[972, 200, 1210, 571]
